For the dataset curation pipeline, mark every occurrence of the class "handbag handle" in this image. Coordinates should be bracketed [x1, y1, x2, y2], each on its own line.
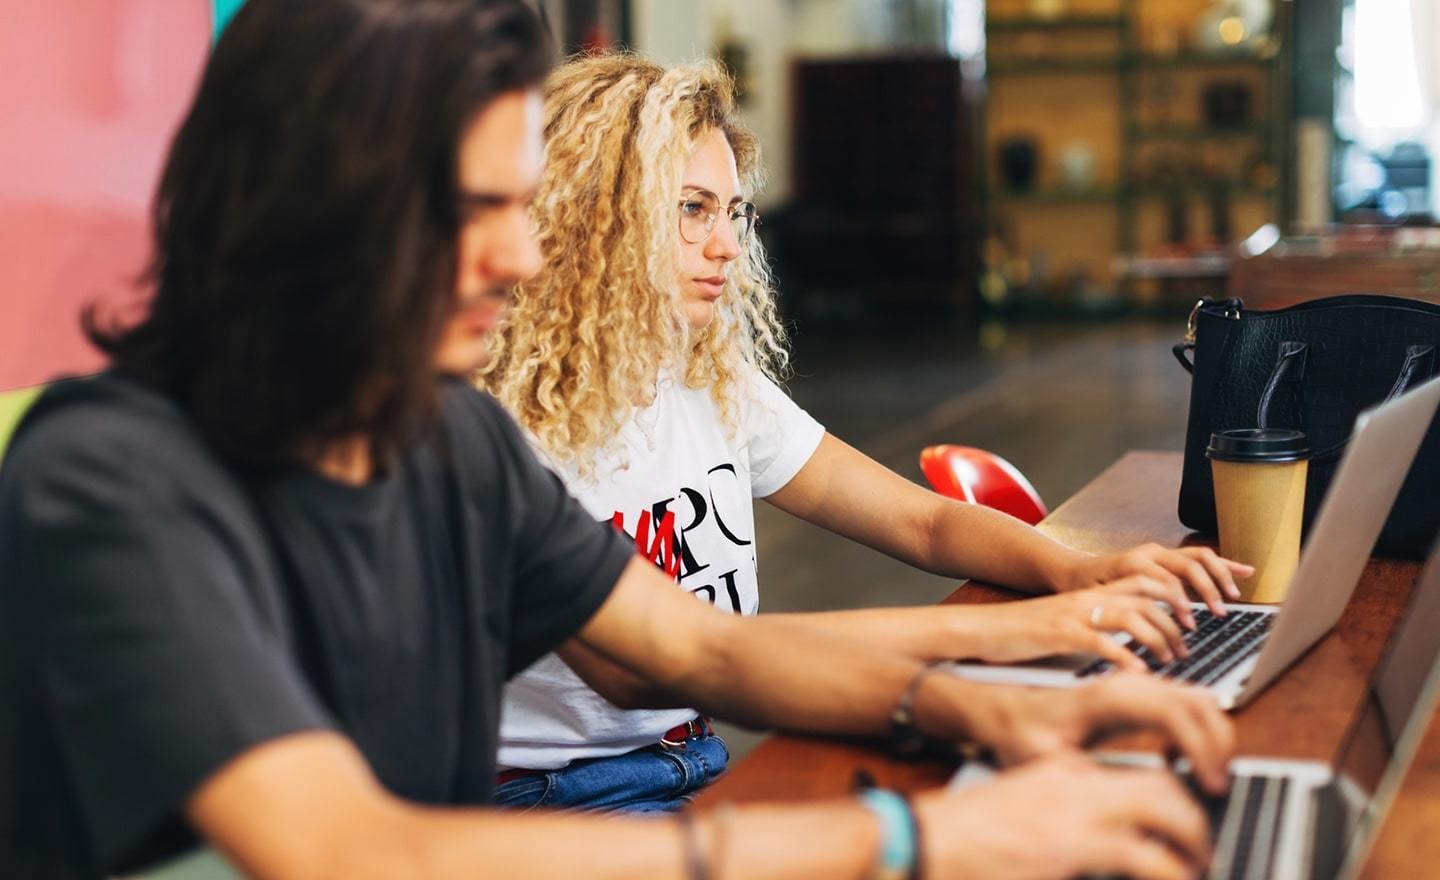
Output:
[1256, 342, 1308, 430]
[1257, 342, 1436, 463]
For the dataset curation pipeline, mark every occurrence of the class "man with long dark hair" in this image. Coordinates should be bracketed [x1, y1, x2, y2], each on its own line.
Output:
[0, 2, 1231, 878]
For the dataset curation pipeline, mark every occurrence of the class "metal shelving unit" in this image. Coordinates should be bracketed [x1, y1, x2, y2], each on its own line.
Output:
[979, 1, 1292, 307]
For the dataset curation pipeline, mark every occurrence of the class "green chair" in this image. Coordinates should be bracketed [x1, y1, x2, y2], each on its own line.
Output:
[122, 847, 243, 880]
[0, 385, 44, 462]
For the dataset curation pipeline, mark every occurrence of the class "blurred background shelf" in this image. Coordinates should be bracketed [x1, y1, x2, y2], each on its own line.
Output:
[986, 15, 1126, 33]
[1129, 123, 1266, 141]
[988, 56, 1123, 75]
[980, 0, 1291, 312]
[993, 186, 1122, 204]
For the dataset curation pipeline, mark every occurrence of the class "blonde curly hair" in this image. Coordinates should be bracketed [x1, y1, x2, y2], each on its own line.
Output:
[477, 52, 790, 479]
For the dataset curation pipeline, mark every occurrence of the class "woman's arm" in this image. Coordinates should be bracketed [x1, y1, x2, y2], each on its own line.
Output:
[573, 558, 1234, 786]
[778, 581, 1188, 669]
[765, 433, 1248, 617]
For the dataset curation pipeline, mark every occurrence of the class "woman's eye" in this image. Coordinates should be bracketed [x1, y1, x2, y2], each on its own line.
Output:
[680, 200, 706, 216]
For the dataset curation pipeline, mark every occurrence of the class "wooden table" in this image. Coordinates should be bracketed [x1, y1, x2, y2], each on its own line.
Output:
[696, 451, 1431, 875]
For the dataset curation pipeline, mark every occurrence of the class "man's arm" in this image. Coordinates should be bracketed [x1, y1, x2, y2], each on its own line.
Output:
[766, 433, 1249, 617]
[187, 733, 1212, 880]
[186, 730, 884, 880]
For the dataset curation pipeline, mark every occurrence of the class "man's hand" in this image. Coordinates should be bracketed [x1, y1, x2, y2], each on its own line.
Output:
[947, 673, 1234, 794]
[958, 582, 1188, 669]
[917, 754, 1212, 880]
[1052, 543, 1254, 624]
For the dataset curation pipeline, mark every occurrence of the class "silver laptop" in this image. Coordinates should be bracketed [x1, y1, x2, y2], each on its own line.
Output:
[951, 374, 1440, 710]
[951, 535, 1440, 879]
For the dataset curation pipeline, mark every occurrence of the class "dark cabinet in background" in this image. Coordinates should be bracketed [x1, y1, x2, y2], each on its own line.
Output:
[778, 56, 979, 318]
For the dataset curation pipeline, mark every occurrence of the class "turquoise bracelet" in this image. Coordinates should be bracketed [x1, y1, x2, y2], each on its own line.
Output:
[858, 788, 918, 880]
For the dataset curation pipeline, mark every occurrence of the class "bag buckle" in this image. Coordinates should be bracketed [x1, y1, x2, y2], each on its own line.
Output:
[1185, 298, 1242, 344]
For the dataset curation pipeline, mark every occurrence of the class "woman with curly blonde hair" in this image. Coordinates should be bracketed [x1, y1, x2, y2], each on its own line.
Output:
[479, 52, 1249, 812]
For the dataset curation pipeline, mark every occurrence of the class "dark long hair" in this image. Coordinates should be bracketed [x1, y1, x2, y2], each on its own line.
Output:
[87, 0, 552, 471]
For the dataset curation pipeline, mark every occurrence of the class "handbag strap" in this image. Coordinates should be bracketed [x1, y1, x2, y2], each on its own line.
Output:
[1173, 297, 1244, 375]
[1257, 342, 1436, 463]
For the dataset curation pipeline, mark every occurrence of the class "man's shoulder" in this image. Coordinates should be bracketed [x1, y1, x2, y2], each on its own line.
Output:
[437, 380, 531, 462]
[2, 373, 241, 506]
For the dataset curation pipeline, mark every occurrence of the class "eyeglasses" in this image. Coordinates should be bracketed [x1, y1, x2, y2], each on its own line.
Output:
[678, 189, 759, 245]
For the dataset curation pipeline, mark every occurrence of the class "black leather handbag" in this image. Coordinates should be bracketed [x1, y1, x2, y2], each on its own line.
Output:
[1175, 294, 1440, 559]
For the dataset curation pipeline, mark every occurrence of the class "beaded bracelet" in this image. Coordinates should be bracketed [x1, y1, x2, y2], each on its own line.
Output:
[858, 788, 919, 880]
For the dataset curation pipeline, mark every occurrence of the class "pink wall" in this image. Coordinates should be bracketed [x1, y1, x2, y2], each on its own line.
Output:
[0, 1, 209, 389]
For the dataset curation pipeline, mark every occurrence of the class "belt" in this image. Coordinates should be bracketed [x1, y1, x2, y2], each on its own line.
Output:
[658, 715, 712, 749]
[495, 717, 713, 787]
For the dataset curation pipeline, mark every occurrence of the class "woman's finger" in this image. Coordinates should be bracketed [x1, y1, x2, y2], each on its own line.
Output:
[1138, 600, 1188, 659]
[1183, 546, 1245, 601]
[1131, 568, 1199, 628]
[1106, 605, 1174, 664]
[1152, 556, 1226, 617]
[1085, 629, 1148, 673]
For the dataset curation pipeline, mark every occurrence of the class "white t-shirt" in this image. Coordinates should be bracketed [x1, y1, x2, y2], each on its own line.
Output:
[497, 371, 825, 770]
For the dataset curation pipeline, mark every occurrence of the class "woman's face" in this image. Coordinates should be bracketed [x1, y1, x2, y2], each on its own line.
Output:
[676, 127, 744, 330]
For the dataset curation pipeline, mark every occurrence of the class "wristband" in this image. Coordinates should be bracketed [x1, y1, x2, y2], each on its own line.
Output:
[858, 788, 918, 880]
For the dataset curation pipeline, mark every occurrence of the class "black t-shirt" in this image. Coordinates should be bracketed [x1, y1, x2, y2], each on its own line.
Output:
[0, 374, 633, 878]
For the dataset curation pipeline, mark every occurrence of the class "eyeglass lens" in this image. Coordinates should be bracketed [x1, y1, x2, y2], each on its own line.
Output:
[680, 192, 756, 244]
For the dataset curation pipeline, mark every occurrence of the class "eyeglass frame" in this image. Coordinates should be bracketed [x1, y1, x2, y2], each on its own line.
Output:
[677, 188, 760, 245]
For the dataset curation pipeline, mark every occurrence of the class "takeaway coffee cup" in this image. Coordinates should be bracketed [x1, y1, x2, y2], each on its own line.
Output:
[1206, 429, 1311, 604]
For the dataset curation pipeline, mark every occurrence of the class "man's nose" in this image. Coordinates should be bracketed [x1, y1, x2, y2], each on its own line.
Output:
[486, 206, 543, 283]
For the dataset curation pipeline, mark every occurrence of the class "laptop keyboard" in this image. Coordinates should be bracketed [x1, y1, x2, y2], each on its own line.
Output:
[1075, 609, 1275, 685]
[1206, 773, 1292, 880]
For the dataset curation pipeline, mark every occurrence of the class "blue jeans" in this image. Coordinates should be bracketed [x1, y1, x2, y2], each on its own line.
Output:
[493, 733, 729, 814]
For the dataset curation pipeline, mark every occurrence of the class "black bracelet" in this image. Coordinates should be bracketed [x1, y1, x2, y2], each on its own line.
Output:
[676, 810, 710, 880]
[902, 793, 924, 880]
[890, 662, 944, 757]
[710, 804, 734, 880]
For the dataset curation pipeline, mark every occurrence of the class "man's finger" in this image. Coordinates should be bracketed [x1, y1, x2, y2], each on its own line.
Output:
[1124, 772, 1214, 869]
[1103, 833, 1202, 880]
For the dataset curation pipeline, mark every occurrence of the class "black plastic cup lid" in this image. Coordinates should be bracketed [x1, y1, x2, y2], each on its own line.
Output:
[1206, 428, 1310, 463]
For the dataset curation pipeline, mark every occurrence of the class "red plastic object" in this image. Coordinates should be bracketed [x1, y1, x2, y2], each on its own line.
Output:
[918, 444, 1048, 525]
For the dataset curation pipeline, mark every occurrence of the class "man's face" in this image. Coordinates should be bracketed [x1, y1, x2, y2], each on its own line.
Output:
[435, 89, 544, 376]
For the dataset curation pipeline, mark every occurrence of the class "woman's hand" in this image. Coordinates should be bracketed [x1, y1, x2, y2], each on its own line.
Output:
[916, 753, 1213, 880]
[956, 582, 1187, 670]
[1051, 543, 1254, 624]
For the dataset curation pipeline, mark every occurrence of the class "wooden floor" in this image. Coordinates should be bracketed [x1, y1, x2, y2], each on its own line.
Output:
[719, 316, 1196, 757]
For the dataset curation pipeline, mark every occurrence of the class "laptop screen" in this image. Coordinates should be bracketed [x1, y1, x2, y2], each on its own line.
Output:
[1329, 543, 1440, 873]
